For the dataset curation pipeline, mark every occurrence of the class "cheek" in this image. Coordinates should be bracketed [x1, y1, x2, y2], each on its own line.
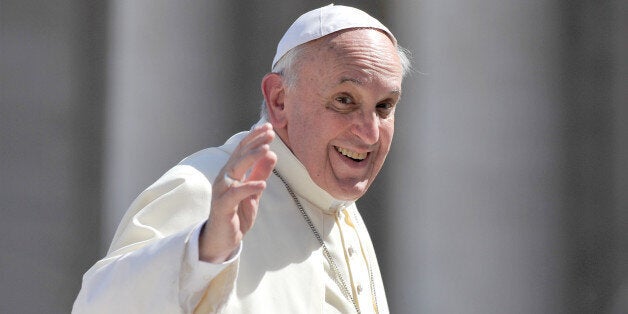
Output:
[289, 107, 329, 162]
[380, 119, 395, 146]
[373, 122, 394, 165]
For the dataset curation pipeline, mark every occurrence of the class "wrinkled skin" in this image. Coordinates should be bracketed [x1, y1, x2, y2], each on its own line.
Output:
[265, 29, 403, 200]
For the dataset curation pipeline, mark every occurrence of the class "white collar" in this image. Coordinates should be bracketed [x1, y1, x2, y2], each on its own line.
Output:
[256, 119, 355, 214]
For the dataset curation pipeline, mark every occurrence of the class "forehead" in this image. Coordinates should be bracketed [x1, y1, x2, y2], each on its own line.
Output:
[302, 29, 403, 86]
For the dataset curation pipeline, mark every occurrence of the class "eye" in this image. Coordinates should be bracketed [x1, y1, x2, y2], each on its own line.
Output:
[376, 102, 395, 118]
[335, 96, 353, 105]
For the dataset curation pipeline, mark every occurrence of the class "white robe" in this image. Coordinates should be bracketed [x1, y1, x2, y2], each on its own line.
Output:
[73, 124, 389, 313]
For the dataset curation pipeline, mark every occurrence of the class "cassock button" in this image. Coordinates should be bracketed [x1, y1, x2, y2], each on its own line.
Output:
[347, 246, 355, 257]
[357, 284, 363, 294]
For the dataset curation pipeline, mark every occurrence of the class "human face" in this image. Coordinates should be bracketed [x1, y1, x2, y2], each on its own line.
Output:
[280, 29, 403, 200]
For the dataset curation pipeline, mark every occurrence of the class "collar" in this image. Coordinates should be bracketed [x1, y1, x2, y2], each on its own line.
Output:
[255, 119, 355, 214]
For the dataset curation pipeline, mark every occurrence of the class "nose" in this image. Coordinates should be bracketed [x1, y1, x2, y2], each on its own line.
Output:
[351, 110, 380, 145]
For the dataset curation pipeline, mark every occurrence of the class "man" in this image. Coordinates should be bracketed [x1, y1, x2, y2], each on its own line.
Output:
[74, 4, 410, 313]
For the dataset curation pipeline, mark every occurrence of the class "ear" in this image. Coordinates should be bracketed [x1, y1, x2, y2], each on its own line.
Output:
[261, 73, 287, 129]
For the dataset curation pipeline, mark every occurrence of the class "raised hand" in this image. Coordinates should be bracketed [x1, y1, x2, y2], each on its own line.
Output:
[199, 123, 277, 263]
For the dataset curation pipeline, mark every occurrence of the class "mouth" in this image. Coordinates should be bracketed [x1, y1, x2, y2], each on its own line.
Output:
[335, 146, 368, 162]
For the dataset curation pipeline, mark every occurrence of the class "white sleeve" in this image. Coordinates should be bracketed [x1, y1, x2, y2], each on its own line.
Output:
[72, 164, 238, 313]
[180, 222, 241, 311]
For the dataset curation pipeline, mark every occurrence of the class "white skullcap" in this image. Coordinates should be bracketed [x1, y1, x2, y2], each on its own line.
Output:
[271, 4, 396, 69]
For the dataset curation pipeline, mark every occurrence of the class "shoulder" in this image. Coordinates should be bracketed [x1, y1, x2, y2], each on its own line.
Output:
[177, 130, 249, 182]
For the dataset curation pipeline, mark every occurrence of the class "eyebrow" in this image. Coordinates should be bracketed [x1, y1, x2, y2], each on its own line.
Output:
[340, 77, 364, 85]
[339, 77, 402, 96]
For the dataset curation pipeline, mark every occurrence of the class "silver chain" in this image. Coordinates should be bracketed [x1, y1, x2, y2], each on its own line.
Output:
[272, 169, 378, 314]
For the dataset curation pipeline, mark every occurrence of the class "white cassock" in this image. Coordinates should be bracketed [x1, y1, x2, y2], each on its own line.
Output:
[73, 120, 389, 314]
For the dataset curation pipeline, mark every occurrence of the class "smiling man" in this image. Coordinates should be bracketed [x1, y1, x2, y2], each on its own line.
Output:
[266, 28, 402, 201]
[74, 4, 409, 314]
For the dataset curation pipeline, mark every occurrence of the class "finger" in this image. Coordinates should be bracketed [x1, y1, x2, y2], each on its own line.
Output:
[248, 150, 277, 182]
[228, 180, 267, 202]
[227, 129, 275, 180]
[233, 123, 274, 157]
[229, 142, 273, 182]
[213, 180, 267, 212]
[237, 195, 260, 233]
[239, 129, 274, 158]
[216, 144, 269, 190]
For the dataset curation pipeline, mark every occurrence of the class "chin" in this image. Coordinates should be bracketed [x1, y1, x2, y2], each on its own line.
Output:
[331, 180, 370, 201]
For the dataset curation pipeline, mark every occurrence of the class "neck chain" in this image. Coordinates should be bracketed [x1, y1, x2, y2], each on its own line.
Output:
[272, 169, 378, 314]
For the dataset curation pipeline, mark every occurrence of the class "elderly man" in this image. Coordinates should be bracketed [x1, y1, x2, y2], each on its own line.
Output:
[74, 4, 409, 314]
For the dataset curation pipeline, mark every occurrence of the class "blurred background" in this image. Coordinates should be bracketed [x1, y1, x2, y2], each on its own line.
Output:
[1, 0, 627, 313]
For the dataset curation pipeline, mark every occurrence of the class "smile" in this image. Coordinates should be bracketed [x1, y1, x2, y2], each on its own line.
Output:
[335, 146, 368, 161]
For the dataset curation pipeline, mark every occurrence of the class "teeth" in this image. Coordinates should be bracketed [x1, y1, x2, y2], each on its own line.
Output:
[336, 146, 367, 160]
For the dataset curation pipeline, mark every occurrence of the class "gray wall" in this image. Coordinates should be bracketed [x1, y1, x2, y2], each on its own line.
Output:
[387, 1, 627, 313]
[2, 1, 106, 312]
[1, 1, 626, 313]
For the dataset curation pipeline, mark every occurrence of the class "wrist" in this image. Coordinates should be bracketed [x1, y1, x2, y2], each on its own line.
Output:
[198, 223, 238, 263]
